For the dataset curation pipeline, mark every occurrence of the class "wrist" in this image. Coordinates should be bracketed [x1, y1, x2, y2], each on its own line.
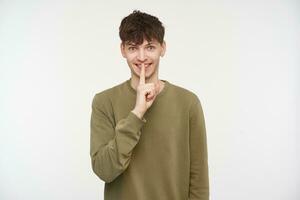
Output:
[131, 109, 144, 119]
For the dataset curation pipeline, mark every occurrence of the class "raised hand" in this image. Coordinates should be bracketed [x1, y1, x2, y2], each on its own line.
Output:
[131, 64, 160, 119]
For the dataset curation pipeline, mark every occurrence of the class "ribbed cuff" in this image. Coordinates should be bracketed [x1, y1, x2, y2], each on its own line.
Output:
[129, 111, 147, 124]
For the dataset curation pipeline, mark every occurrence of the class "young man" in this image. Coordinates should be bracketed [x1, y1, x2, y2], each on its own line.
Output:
[90, 10, 209, 200]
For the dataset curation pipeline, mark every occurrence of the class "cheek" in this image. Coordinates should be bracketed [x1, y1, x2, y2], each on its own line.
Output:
[126, 57, 136, 65]
[126, 54, 134, 59]
[153, 52, 162, 59]
[124, 52, 135, 60]
[152, 56, 161, 63]
[144, 55, 157, 63]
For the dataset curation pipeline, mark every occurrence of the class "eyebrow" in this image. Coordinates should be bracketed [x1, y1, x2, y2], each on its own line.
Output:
[126, 42, 155, 46]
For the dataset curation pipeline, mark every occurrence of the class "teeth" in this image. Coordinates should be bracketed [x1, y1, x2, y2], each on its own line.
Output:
[136, 64, 151, 67]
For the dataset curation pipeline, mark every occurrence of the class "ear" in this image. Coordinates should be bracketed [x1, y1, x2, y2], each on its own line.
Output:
[120, 43, 126, 58]
[160, 41, 166, 57]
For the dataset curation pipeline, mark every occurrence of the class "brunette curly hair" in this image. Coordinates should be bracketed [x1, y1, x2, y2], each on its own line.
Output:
[119, 10, 165, 45]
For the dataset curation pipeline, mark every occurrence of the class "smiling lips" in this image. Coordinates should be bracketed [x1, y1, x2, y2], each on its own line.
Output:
[135, 63, 152, 69]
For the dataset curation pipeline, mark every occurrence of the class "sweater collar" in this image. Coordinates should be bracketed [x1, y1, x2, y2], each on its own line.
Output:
[125, 78, 170, 100]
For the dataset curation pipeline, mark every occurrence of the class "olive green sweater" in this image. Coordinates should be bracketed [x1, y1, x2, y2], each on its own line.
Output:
[90, 78, 209, 200]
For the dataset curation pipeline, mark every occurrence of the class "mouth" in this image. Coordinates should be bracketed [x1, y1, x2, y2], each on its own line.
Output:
[135, 63, 152, 69]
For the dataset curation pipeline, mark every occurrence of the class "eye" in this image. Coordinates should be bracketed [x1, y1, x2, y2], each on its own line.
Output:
[147, 46, 155, 50]
[128, 46, 136, 51]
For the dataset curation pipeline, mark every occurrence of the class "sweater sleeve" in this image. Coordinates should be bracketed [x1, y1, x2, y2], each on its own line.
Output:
[90, 93, 146, 183]
[188, 96, 209, 200]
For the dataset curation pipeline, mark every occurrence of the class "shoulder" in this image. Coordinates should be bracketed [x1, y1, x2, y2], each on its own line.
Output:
[92, 80, 126, 108]
[167, 81, 201, 106]
[169, 82, 205, 119]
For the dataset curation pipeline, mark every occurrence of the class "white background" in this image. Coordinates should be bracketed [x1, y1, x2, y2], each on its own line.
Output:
[0, 0, 299, 199]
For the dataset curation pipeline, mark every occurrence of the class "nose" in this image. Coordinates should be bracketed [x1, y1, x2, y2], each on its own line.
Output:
[137, 49, 146, 61]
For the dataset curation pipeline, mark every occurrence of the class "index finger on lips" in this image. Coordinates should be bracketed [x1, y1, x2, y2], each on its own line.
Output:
[139, 63, 145, 85]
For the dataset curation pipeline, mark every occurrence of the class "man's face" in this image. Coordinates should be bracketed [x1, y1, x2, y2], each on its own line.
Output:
[120, 39, 166, 80]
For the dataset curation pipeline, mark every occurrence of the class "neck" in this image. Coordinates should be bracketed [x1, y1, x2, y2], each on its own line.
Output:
[130, 75, 160, 90]
[130, 69, 166, 93]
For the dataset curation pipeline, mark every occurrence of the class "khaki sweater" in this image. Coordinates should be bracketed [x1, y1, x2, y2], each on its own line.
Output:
[90, 78, 209, 200]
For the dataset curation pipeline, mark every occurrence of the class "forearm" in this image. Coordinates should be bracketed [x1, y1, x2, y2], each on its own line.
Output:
[189, 97, 210, 200]
[91, 110, 146, 183]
